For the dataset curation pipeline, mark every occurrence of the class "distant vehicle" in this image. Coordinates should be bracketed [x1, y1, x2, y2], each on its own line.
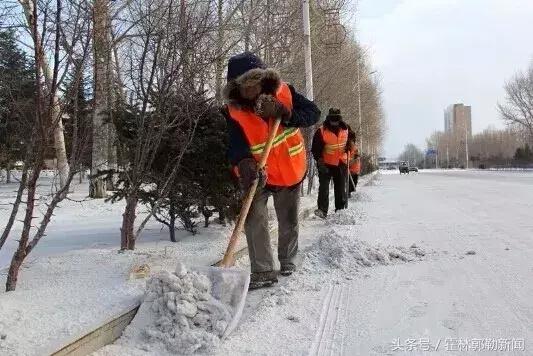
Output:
[409, 166, 419, 172]
[399, 161, 409, 174]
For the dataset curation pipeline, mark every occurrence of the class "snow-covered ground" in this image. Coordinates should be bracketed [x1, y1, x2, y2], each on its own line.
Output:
[2, 170, 533, 355]
[0, 173, 322, 355]
[0, 174, 318, 269]
[215, 170, 533, 355]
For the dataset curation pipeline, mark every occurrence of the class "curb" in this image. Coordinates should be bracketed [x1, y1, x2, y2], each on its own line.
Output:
[50, 171, 378, 355]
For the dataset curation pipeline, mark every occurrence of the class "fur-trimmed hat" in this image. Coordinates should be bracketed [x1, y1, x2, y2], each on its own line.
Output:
[227, 52, 266, 81]
[223, 53, 281, 108]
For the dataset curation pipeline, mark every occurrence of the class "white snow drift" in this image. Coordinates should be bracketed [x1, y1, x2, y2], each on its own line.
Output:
[302, 228, 426, 275]
[96, 264, 236, 355]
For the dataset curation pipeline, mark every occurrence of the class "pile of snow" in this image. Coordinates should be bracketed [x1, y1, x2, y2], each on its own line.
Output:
[352, 190, 372, 202]
[326, 209, 365, 226]
[302, 229, 425, 275]
[97, 264, 236, 355]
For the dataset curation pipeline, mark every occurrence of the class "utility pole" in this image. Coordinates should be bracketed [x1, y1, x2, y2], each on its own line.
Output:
[302, 0, 314, 101]
[303, 0, 315, 195]
[465, 120, 469, 169]
[357, 61, 363, 154]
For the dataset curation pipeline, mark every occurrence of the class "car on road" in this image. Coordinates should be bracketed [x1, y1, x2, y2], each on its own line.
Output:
[399, 161, 409, 174]
[409, 166, 419, 172]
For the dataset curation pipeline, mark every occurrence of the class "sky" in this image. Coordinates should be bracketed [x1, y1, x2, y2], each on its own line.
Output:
[355, 0, 533, 158]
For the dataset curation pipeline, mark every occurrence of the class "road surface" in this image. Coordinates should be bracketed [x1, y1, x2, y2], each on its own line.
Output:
[219, 170, 533, 355]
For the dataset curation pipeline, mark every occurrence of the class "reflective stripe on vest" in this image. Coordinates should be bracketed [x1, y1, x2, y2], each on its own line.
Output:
[227, 82, 306, 187]
[321, 127, 348, 166]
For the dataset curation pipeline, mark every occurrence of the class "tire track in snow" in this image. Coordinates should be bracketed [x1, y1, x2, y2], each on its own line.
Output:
[309, 283, 349, 356]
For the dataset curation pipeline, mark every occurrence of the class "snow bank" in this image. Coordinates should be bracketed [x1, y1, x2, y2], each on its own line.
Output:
[326, 209, 365, 226]
[96, 264, 236, 355]
[352, 190, 372, 202]
[302, 229, 426, 275]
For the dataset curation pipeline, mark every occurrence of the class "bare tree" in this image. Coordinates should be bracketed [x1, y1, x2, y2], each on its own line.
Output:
[3, 0, 93, 291]
[498, 61, 533, 143]
[110, 0, 221, 250]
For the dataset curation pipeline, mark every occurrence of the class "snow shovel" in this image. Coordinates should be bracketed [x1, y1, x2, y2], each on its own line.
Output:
[346, 151, 351, 208]
[199, 117, 282, 338]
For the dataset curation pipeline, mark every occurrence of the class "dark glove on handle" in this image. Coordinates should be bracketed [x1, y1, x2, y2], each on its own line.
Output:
[237, 158, 267, 191]
[255, 94, 291, 122]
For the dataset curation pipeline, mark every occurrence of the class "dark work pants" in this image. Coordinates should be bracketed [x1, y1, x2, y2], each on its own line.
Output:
[244, 183, 301, 273]
[317, 165, 347, 214]
[349, 173, 359, 193]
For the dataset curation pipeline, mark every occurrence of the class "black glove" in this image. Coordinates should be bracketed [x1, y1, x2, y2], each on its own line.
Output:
[316, 159, 328, 175]
[339, 162, 348, 172]
[237, 158, 266, 190]
[255, 94, 291, 122]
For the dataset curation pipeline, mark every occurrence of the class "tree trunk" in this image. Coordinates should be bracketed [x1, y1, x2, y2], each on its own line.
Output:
[6, 161, 11, 183]
[120, 195, 138, 250]
[18, 0, 70, 190]
[0, 167, 28, 251]
[52, 96, 70, 188]
[214, 0, 224, 104]
[6, 166, 40, 291]
[6, 248, 25, 291]
[106, 29, 117, 191]
[243, 0, 254, 52]
[90, 0, 111, 198]
[169, 215, 177, 243]
[217, 205, 226, 226]
[106, 122, 117, 190]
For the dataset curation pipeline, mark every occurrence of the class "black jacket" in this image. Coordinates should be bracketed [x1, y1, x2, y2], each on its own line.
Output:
[312, 119, 350, 162]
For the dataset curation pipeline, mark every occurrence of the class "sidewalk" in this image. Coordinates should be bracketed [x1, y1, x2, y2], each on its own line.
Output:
[0, 172, 377, 355]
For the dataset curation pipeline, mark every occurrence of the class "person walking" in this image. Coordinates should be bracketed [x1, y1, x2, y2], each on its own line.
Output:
[222, 52, 320, 289]
[312, 108, 349, 218]
[347, 129, 361, 197]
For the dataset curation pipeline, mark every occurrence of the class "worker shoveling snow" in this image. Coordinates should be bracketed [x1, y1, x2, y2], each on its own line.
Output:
[94, 263, 248, 355]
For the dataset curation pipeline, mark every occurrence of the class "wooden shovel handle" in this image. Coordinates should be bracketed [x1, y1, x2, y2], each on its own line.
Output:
[220, 118, 282, 268]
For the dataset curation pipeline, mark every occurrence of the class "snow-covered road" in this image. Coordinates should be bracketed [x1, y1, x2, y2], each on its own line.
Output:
[220, 170, 533, 355]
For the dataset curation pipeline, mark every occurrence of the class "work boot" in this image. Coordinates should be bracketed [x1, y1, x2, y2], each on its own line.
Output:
[280, 264, 296, 276]
[314, 209, 327, 219]
[249, 271, 278, 290]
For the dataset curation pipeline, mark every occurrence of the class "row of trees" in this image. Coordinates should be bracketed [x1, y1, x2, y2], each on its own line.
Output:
[422, 127, 528, 169]
[0, 0, 385, 291]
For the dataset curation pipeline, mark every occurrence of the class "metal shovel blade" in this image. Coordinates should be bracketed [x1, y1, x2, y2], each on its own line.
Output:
[191, 265, 250, 338]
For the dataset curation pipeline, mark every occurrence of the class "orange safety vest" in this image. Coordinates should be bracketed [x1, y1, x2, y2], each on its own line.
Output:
[348, 146, 361, 174]
[321, 127, 348, 166]
[227, 82, 306, 187]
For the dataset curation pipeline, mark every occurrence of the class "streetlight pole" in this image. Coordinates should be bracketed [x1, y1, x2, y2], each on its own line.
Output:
[357, 62, 362, 154]
[465, 120, 469, 169]
[302, 0, 313, 101]
[302, 0, 315, 195]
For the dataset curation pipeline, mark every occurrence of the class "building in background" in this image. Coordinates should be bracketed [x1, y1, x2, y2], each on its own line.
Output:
[442, 103, 472, 168]
[444, 103, 472, 137]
